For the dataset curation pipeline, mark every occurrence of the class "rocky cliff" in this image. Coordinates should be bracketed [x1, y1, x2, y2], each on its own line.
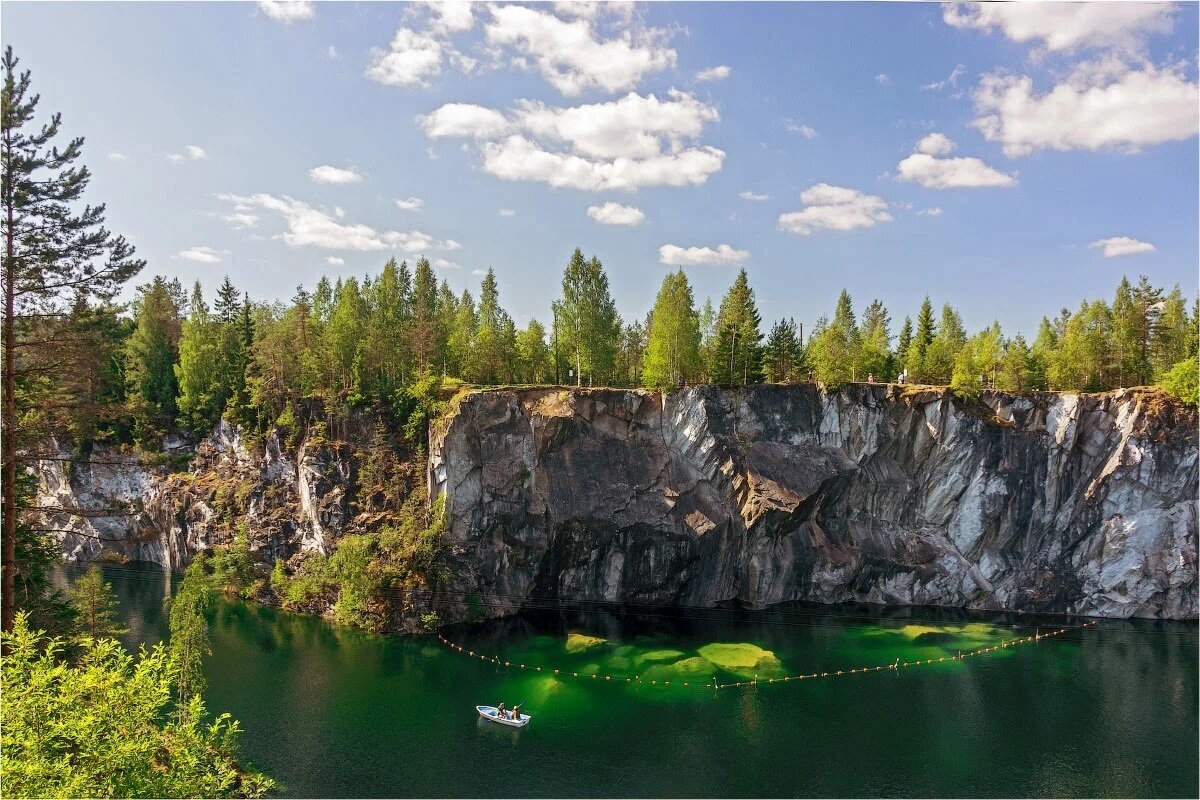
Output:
[429, 385, 1198, 620]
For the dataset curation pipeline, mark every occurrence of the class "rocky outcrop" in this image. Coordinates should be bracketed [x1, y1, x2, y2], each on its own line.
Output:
[429, 385, 1198, 620]
[39, 419, 368, 572]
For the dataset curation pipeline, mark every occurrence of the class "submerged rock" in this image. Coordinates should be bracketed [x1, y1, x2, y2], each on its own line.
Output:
[565, 633, 608, 653]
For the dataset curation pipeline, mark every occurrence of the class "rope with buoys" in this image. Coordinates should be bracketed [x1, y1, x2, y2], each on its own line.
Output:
[437, 620, 1099, 692]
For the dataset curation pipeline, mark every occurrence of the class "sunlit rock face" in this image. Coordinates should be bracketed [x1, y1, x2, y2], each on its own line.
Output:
[430, 385, 1198, 621]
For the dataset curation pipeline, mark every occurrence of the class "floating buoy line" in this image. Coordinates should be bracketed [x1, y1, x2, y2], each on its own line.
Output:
[437, 620, 1099, 691]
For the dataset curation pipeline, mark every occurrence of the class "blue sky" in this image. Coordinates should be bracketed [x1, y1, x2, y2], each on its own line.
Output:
[3, 1, 1197, 338]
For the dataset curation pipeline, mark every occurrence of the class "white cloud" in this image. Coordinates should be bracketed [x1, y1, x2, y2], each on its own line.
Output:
[915, 132, 956, 156]
[395, 197, 425, 212]
[1089, 236, 1156, 258]
[658, 243, 749, 266]
[418, 103, 512, 139]
[897, 133, 1015, 189]
[258, 0, 314, 23]
[875, 73, 891, 85]
[107, 152, 127, 162]
[483, 4, 676, 96]
[308, 165, 364, 185]
[695, 65, 731, 82]
[433, 258, 462, 270]
[942, 2, 1175, 54]
[218, 192, 458, 253]
[587, 202, 645, 225]
[327, 45, 338, 59]
[972, 59, 1200, 157]
[918, 207, 944, 217]
[498, 208, 516, 217]
[896, 152, 1016, 189]
[471, 268, 488, 276]
[785, 119, 817, 138]
[178, 246, 226, 264]
[326, 256, 345, 266]
[424, 1, 475, 34]
[922, 64, 966, 92]
[778, 183, 893, 235]
[222, 212, 258, 228]
[739, 191, 769, 201]
[365, 27, 445, 87]
[168, 145, 207, 163]
[422, 90, 725, 191]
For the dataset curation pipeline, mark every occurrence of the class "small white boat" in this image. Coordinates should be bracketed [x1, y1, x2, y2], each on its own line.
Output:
[477, 705, 531, 727]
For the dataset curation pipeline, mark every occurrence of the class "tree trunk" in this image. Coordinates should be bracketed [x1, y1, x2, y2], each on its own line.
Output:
[3, 125, 16, 635]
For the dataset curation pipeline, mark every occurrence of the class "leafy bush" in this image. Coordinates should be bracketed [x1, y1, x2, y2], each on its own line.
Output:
[1, 614, 274, 798]
[1160, 358, 1198, 406]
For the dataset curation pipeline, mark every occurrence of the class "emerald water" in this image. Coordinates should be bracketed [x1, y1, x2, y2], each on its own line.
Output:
[91, 564, 1196, 798]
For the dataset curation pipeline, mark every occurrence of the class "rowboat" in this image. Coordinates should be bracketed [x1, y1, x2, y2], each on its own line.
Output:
[477, 705, 531, 727]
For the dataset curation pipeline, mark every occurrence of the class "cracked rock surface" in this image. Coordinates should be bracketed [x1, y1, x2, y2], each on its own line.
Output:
[429, 385, 1198, 620]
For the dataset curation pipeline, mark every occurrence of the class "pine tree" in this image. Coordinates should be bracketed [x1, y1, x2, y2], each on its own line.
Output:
[996, 334, 1033, 393]
[896, 316, 913, 371]
[905, 297, 936, 382]
[1130, 276, 1163, 385]
[707, 269, 763, 386]
[408, 257, 440, 373]
[125, 278, 183, 442]
[642, 270, 701, 389]
[2, 47, 144, 633]
[859, 299, 892, 381]
[763, 318, 803, 383]
[175, 281, 223, 431]
[1110, 276, 1139, 388]
[556, 249, 619, 385]
[67, 564, 128, 642]
[923, 304, 965, 385]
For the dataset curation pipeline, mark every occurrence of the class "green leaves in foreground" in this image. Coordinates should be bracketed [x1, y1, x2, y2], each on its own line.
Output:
[1, 614, 273, 799]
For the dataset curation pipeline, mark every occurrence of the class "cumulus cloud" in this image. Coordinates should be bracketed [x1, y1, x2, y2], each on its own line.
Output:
[785, 120, 817, 138]
[217, 192, 458, 253]
[258, 0, 314, 23]
[875, 73, 891, 85]
[308, 165, 364, 185]
[972, 59, 1200, 157]
[922, 64, 966, 92]
[915, 132, 956, 156]
[178, 246, 226, 264]
[658, 243, 749, 266]
[420, 89, 725, 191]
[895, 133, 1015, 189]
[739, 191, 769, 201]
[695, 65, 731, 82]
[942, 2, 1175, 54]
[433, 258, 462, 270]
[777, 183, 893, 235]
[918, 207, 944, 217]
[423, 0, 475, 34]
[168, 145, 207, 163]
[498, 208, 516, 217]
[327, 45, 338, 59]
[107, 152, 128, 162]
[395, 197, 425, 212]
[471, 268, 488, 276]
[587, 202, 645, 225]
[1089, 236, 1156, 257]
[365, 27, 445, 87]
[326, 256, 345, 265]
[484, 3, 676, 95]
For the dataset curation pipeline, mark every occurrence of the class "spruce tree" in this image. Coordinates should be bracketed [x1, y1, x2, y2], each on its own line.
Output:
[67, 564, 128, 642]
[896, 316, 913, 370]
[556, 249, 619, 385]
[125, 277, 183, 442]
[2, 46, 144, 633]
[706, 269, 763, 387]
[905, 297, 936, 382]
[763, 318, 803, 383]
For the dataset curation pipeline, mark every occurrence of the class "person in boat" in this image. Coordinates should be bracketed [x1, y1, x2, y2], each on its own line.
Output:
[496, 702, 506, 718]
[511, 703, 522, 720]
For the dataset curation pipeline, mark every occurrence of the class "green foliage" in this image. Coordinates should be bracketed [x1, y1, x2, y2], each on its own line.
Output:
[67, 564, 128, 643]
[556, 249, 620, 385]
[1161, 358, 1198, 406]
[125, 277, 184, 442]
[642, 269, 702, 389]
[394, 370, 447, 448]
[707, 269, 763, 387]
[1, 614, 273, 798]
[167, 557, 213, 711]
[208, 529, 256, 598]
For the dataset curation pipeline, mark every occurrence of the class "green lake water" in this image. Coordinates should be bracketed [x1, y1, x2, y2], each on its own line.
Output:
[92, 563, 1197, 798]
